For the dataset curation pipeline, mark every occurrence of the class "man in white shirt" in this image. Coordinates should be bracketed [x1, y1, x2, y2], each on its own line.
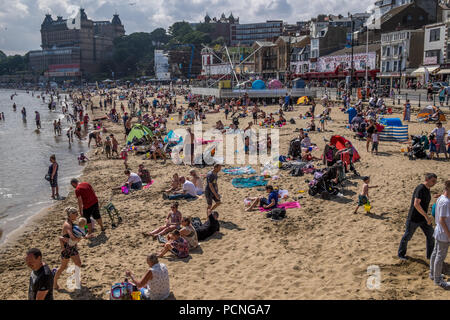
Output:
[124, 169, 142, 190]
[164, 176, 197, 200]
[430, 180, 450, 289]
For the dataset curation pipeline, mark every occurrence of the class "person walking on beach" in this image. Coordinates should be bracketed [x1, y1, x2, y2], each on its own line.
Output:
[48, 155, 59, 200]
[70, 178, 105, 235]
[53, 207, 83, 290]
[398, 173, 438, 260]
[429, 180, 450, 289]
[35, 111, 41, 129]
[26, 248, 54, 300]
[205, 163, 222, 213]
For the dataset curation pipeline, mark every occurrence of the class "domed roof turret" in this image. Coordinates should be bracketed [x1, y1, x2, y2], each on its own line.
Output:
[204, 13, 211, 23]
[112, 13, 122, 25]
[42, 14, 53, 26]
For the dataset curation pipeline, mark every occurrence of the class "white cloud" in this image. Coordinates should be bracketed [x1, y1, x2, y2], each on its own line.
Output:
[0, 0, 374, 54]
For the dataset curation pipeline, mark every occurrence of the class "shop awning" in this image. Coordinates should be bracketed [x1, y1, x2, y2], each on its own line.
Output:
[412, 66, 440, 74]
[437, 69, 450, 75]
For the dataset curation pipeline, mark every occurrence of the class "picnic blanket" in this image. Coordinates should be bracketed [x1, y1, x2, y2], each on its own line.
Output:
[232, 176, 267, 188]
[223, 166, 256, 175]
[143, 180, 155, 189]
[258, 201, 301, 212]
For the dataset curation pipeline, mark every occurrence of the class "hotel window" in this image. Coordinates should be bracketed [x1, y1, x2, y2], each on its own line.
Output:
[393, 61, 398, 72]
[430, 28, 440, 42]
[386, 61, 390, 72]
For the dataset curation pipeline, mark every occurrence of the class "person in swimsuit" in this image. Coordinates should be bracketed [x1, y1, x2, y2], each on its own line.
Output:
[143, 202, 182, 240]
[53, 207, 83, 290]
[48, 155, 59, 200]
[366, 119, 376, 152]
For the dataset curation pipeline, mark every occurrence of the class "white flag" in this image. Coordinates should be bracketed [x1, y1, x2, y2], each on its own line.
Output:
[66, 10, 81, 30]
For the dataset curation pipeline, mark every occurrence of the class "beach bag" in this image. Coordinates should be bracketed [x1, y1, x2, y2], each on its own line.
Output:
[44, 174, 51, 181]
[266, 207, 286, 220]
[290, 167, 304, 177]
[110, 281, 135, 300]
[289, 118, 296, 124]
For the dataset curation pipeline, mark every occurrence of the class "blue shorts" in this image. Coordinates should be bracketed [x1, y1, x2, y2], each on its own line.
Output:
[430, 144, 437, 152]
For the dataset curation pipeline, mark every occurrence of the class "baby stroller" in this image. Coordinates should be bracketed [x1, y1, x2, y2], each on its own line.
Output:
[354, 122, 367, 140]
[409, 135, 428, 160]
[288, 138, 303, 159]
[307, 169, 340, 200]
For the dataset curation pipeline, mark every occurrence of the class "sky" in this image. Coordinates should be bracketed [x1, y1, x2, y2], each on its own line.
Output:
[0, 0, 375, 55]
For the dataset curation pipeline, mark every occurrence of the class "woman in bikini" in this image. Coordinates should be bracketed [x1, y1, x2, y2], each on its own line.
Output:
[53, 207, 84, 290]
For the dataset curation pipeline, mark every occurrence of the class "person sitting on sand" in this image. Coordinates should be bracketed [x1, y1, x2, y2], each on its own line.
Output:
[245, 185, 279, 212]
[150, 139, 166, 162]
[158, 230, 189, 258]
[124, 169, 143, 190]
[163, 176, 197, 200]
[179, 217, 198, 249]
[144, 202, 182, 239]
[189, 169, 204, 195]
[165, 173, 181, 193]
[138, 164, 151, 184]
[125, 253, 170, 300]
[193, 210, 220, 241]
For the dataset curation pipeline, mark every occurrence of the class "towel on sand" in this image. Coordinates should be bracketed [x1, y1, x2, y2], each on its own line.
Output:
[258, 201, 301, 212]
[143, 180, 155, 189]
[232, 176, 267, 188]
[223, 166, 256, 175]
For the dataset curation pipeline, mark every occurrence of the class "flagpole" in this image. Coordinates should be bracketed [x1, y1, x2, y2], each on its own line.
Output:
[365, 26, 369, 98]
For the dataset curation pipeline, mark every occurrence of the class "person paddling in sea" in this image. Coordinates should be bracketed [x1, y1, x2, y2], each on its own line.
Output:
[48, 154, 59, 200]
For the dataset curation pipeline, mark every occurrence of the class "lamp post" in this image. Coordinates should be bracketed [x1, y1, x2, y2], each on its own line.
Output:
[399, 52, 402, 95]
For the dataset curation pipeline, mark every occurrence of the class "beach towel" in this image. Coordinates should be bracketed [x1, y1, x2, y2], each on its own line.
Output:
[232, 176, 267, 188]
[143, 180, 155, 189]
[223, 166, 256, 175]
[258, 202, 301, 212]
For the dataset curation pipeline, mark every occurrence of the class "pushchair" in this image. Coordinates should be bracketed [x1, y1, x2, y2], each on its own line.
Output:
[307, 169, 340, 200]
[408, 135, 428, 160]
[288, 138, 303, 159]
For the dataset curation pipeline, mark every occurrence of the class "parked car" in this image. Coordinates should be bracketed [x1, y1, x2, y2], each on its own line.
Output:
[431, 82, 448, 93]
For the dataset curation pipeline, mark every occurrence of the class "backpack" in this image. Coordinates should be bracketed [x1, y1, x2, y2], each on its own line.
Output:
[290, 167, 304, 176]
[290, 118, 296, 124]
[266, 207, 286, 220]
[110, 281, 135, 300]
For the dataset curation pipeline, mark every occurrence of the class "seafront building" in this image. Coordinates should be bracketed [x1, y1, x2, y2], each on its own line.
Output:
[28, 8, 125, 80]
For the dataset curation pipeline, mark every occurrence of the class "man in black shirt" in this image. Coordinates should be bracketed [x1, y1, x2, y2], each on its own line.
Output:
[26, 248, 54, 300]
[194, 211, 220, 241]
[398, 173, 438, 260]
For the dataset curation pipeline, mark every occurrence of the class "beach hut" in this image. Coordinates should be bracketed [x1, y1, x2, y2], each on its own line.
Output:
[268, 79, 283, 89]
[378, 118, 408, 142]
[126, 124, 153, 144]
[251, 79, 266, 90]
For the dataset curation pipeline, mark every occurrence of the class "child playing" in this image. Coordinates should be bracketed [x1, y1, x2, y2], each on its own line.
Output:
[371, 131, 379, 155]
[104, 136, 112, 159]
[110, 134, 119, 158]
[120, 147, 129, 168]
[429, 133, 437, 159]
[78, 152, 89, 165]
[354, 176, 379, 214]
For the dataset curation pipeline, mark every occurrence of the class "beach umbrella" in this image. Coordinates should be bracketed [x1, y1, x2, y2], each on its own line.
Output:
[251, 79, 266, 90]
[268, 79, 283, 89]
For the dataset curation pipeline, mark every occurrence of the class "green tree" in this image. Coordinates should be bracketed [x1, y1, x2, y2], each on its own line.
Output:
[150, 28, 170, 45]
[168, 21, 193, 40]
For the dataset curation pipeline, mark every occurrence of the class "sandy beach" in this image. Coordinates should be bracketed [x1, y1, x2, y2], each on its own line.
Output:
[0, 91, 449, 300]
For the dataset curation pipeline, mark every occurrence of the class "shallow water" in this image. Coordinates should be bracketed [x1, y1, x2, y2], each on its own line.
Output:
[0, 89, 88, 243]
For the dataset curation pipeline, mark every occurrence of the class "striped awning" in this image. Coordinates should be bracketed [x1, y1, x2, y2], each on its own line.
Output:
[379, 125, 409, 142]
[412, 66, 440, 74]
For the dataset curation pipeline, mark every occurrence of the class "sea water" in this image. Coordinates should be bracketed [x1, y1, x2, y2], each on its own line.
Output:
[0, 89, 88, 244]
